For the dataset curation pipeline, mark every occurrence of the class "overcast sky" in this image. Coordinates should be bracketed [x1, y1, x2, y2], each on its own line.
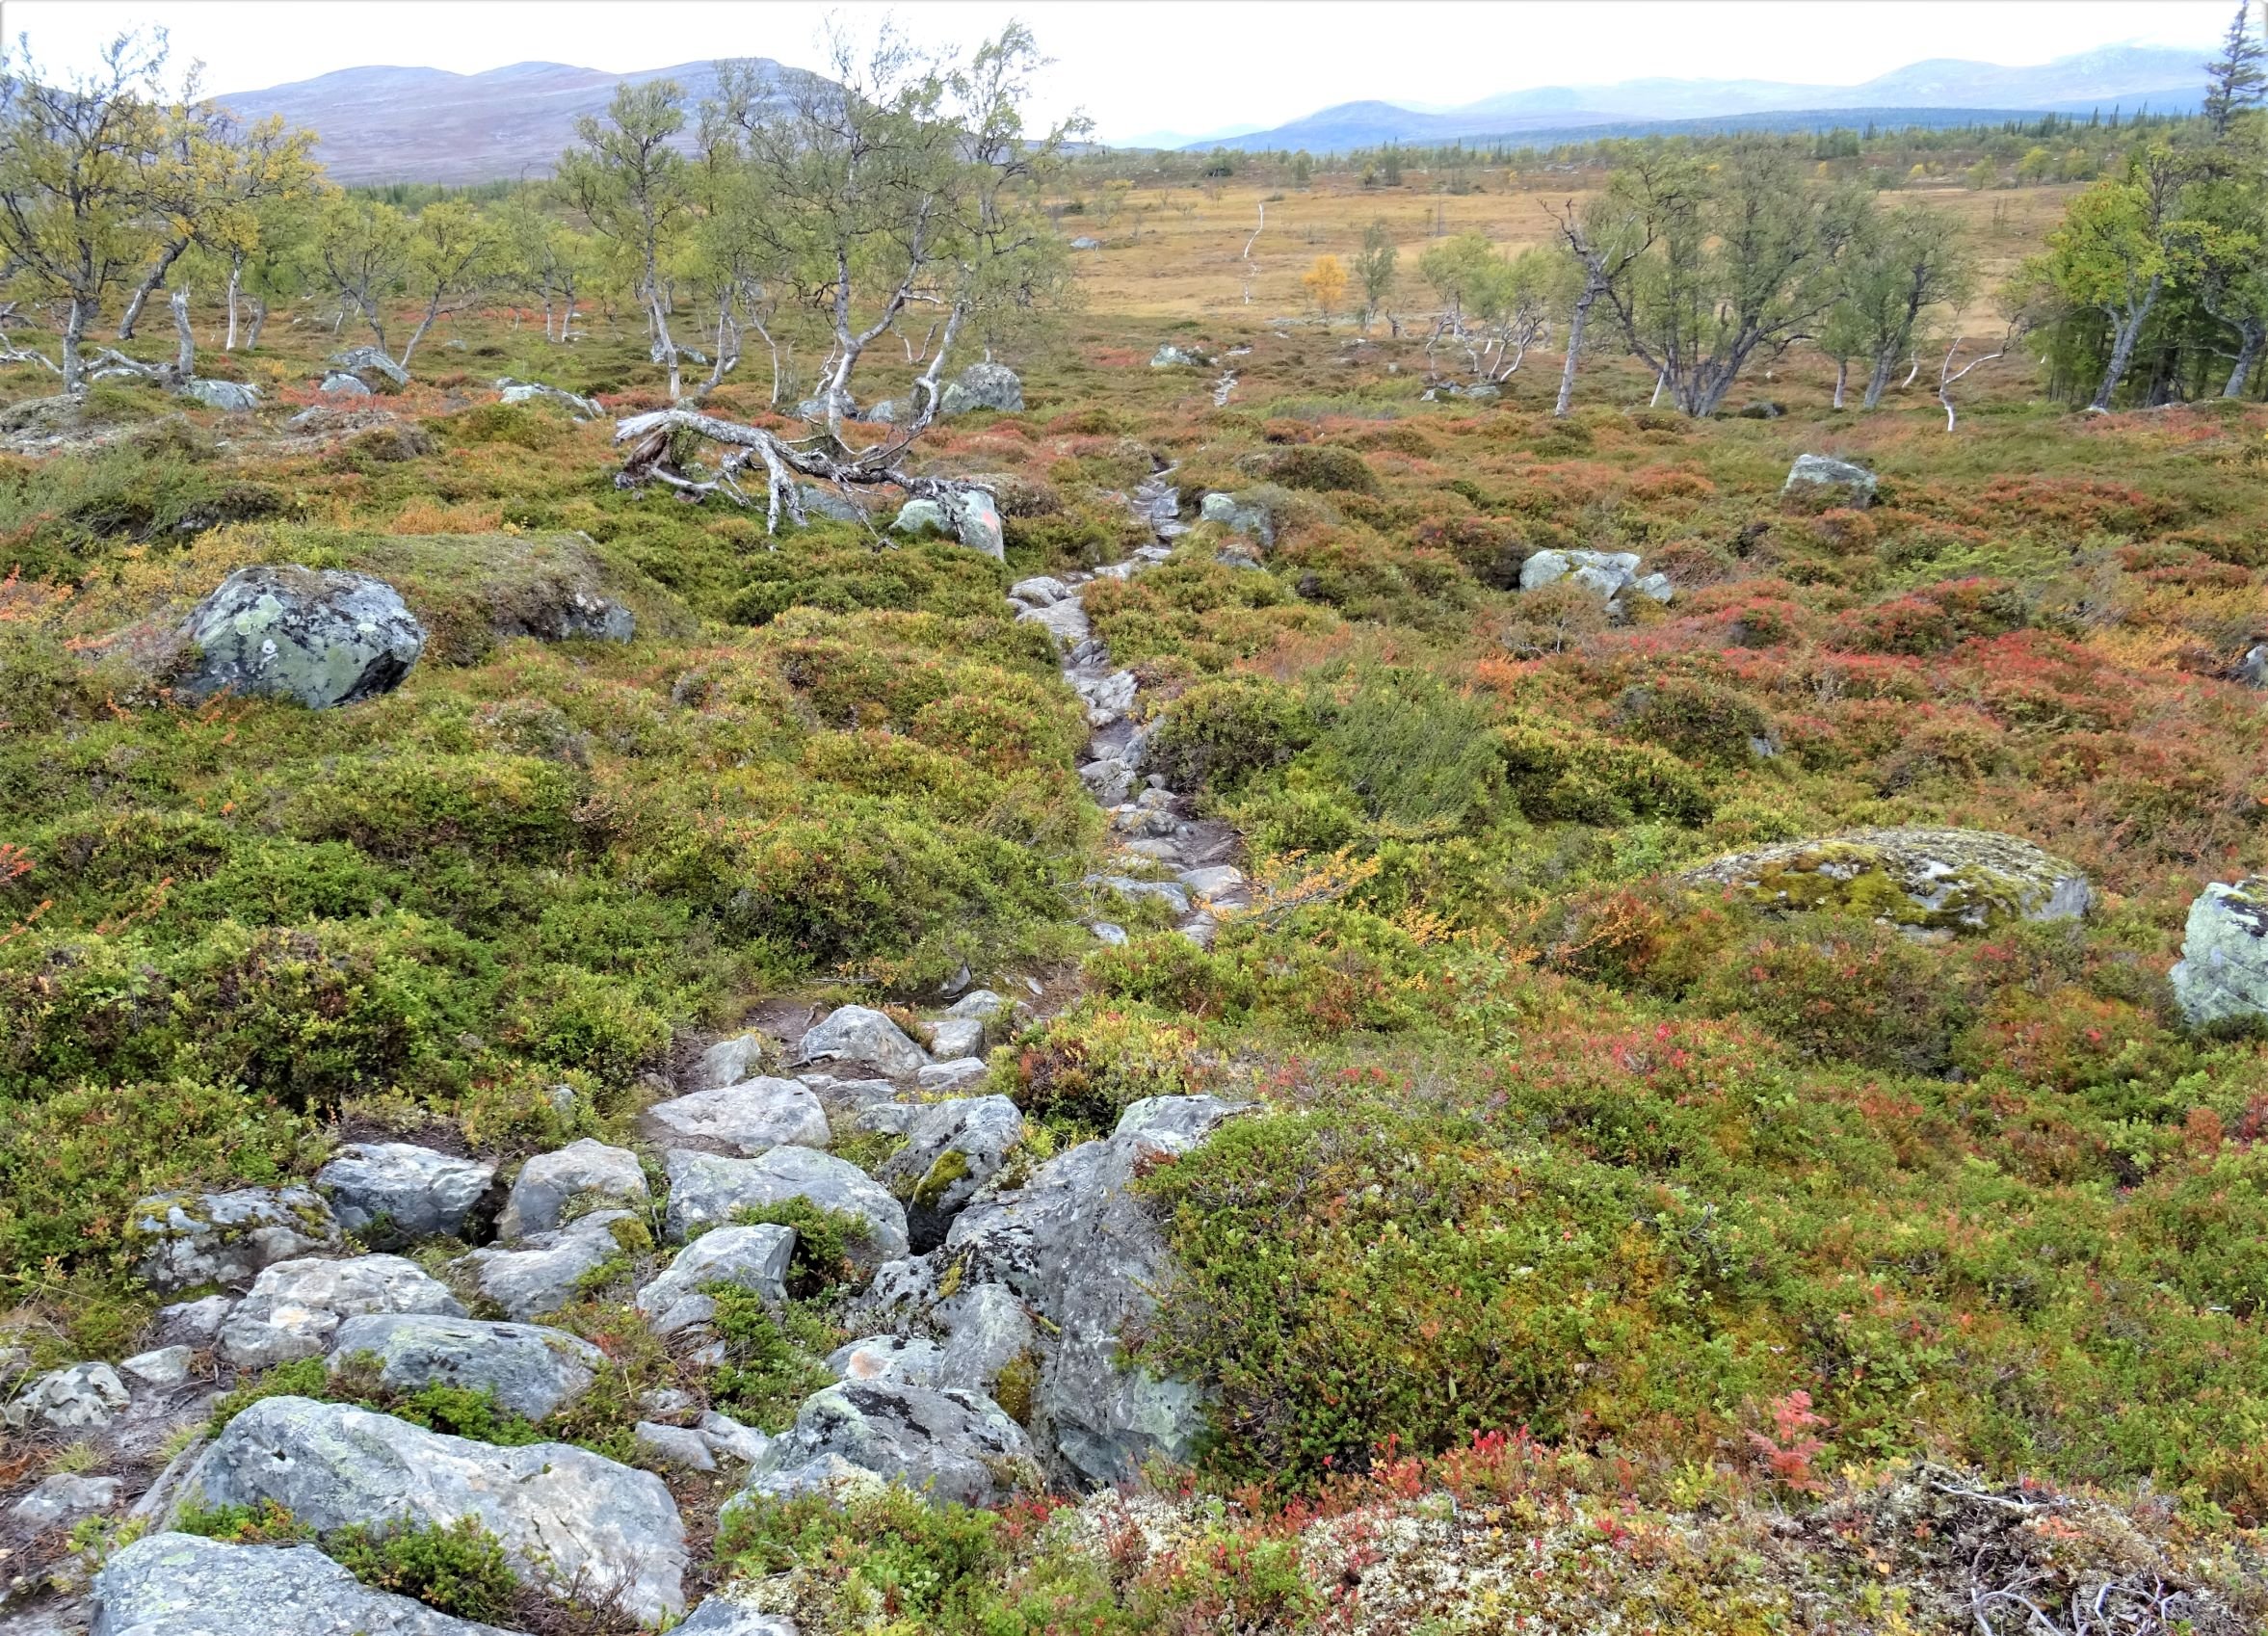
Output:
[4, 1, 2234, 146]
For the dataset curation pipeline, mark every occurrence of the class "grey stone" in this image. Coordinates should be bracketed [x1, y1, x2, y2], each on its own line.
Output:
[175, 567, 425, 710]
[1783, 452, 1878, 506]
[1634, 571, 1675, 604]
[663, 1148, 908, 1267]
[328, 1313, 604, 1420]
[795, 385, 859, 423]
[330, 345, 409, 387]
[890, 488, 1004, 559]
[1518, 548, 1643, 596]
[458, 1210, 633, 1321]
[12, 1473, 121, 1530]
[798, 1005, 930, 1077]
[699, 1031, 771, 1089]
[924, 1016, 987, 1060]
[675, 1593, 798, 1635]
[2173, 877, 2268, 1024]
[1019, 595, 1092, 648]
[1085, 873, 1192, 917]
[1686, 828, 2093, 934]
[1150, 344, 1209, 367]
[1176, 865, 1246, 900]
[1009, 575, 1068, 606]
[5, 1362, 128, 1431]
[178, 379, 260, 411]
[939, 361, 1023, 415]
[635, 1420, 717, 1472]
[828, 1333, 955, 1388]
[217, 1254, 466, 1370]
[635, 1224, 796, 1336]
[643, 1077, 830, 1155]
[317, 371, 373, 397]
[119, 1346, 194, 1387]
[945, 990, 1007, 1019]
[1091, 921, 1128, 945]
[914, 1057, 989, 1093]
[796, 1074, 902, 1122]
[185, 1396, 688, 1623]
[1082, 758, 1137, 805]
[128, 1187, 340, 1294]
[936, 1095, 1249, 1486]
[877, 1095, 1025, 1251]
[743, 1381, 1036, 1507]
[794, 482, 868, 523]
[92, 1531, 505, 1635]
[316, 1143, 496, 1248]
[698, 1408, 774, 1465]
[498, 1138, 647, 1243]
[495, 377, 600, 419]
[1069, 236, 1101, 251]
[1200, 490, 1274, 546]
[152, 1294, 235, 1345]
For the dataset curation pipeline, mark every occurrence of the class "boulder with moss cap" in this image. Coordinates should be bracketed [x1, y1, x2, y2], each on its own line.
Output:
[1684, 828, 2091, 933]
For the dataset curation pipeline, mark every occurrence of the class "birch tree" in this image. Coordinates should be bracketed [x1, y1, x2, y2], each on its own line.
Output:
[2029, 148, 2197, 411]
[558, 80, 692, 398]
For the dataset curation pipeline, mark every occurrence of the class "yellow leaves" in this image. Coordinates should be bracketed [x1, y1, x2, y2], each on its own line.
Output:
[1301, 253, 1348, 320]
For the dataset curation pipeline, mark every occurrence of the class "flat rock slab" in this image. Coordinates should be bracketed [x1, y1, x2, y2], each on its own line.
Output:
[664, 1146, 908, 1265]
[1685, 827, 2090, 933]
[217, 1254, 465, 1370]
[92, 1531, 507, 1635]
[185, 1396, 688, 1624]
[744, 1380, 1035, 1508]
[642, 1078, 831, 1155]
[329, 1313, 605, 1421]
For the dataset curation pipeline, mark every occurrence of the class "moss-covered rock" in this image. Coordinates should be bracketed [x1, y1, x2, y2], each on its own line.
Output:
[1685, 827, 2091, 933]
[2171, 877, 2268, 1025]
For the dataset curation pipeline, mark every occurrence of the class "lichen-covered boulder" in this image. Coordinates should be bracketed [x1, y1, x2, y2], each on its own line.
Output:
[1685, 828, 2091, 933]
[663, 1147, 908, 1265]
[1200, 490, 1275, 547]
[1783, 452, 1878, 507]
[877, 1095, 1024, 1252]
[1519, 548, 1642, 597]
[890, 488, 1004, 560]
[1150, 344, 1210, 368]
[798, 1005, 930, 1078]
[175, 566, 426, 709]
[329, 1313, 604, 1420]
[184, 1396, 688, 1623]
[458, 1210, 636, 1322]
[92, 1531, 506, 1635]
[740, 1381, 1037, 1508]
[940, 361, 1023, 415]
[318, 371, 374, 397]
[496, 377, 600, 419]
[2171, 877, 2268, 1024]
[330, 345, 409, 387]
[316, 1143, 496, 1248]
[216, 1254, 466, 1369]
[178, 378, 260, 412]
[641, 1077, 831, 1155]
[6, 1361, 129, 1431]
[128, 1186, 341, 1292]
[635, 1223, 797, 1336]
[13, 1472, 121, 1529]
[497, 1138, 646, 1243]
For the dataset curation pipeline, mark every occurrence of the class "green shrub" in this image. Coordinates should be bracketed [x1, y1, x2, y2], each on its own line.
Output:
[705, 1284, 837, 1430]
[726, 1199, 872, 1297]
[1313, 667, 1502, 831]
[1254, 445, 1380, 495]
[328, 1516, 519, 1623]
[1143, 675, 1316, 799]
[1697, 916, 1963, 1073]
[1613, 678, 1776, 767]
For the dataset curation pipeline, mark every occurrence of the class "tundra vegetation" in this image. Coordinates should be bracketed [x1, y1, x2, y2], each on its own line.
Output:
[4, 13, 2268, 1636]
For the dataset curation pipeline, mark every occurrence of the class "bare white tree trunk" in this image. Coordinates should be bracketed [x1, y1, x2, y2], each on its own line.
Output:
[1938, 331, 2009, 432]
[1648, 366, 1667, 408]
[224, 252, 244, 352]
[1242, 202, 1263, 304]
[1833, 357, 1848, 409]
[60, 295, 87, 392]
[169, 289, 195, 381]
[246, 296, 268, 351]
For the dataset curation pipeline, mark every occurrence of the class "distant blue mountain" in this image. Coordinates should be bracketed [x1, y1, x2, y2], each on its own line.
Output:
[1164, 45, 2208, 153]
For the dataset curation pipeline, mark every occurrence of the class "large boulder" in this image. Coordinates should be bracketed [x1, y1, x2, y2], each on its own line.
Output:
[330, 345, 410, 387]
[329, 1313, 604, 1420]
[497, 1139, 647, 1243]
[1518, 548, 1643, 599]
[92, 1531, 506, 1635]
[316, 1143, 496, 1248]
[890, 488, 1004, 560]
[458, 1209, 635, 1321]
[1200, 490, 1275, 547]
[1685, 828, 2092, 934]
[797, 1005, 930, 1078]
[635, 1224, 797, 1337]
[2171, 877, 2268, 1024]
[496, 377, 601, 419]
[741, 1381, 1036, 1508]
[641, 1077, 831, 1156]
[877, 1095, 1024, 1252]
[216, 1254, 466, 1369]
[175, 566, 426, 709]
[940, 361, 1023, 415]
[128, 1186, 341, 1293]
[1783, 452, 1878, 508]
[178, 379, 261, 412]
[926, 1095, 1250, 1487]
[317, 371, 373, 398]
[184, 1396, 688, 1623]
[663, 1147, 909, 1266]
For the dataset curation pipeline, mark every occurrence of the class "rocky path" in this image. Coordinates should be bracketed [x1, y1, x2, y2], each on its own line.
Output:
[1008, 463, 1252, 947]
[0, 459, 1266, 1635]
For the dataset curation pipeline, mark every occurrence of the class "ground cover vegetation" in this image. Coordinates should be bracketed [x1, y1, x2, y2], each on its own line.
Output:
[4, 12, 2268, 1633]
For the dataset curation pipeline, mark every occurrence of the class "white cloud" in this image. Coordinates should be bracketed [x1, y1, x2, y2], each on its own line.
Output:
[5, 0, 2228, 147]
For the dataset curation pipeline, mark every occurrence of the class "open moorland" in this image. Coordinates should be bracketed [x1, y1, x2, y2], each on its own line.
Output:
[3, 25, 2268, 1636]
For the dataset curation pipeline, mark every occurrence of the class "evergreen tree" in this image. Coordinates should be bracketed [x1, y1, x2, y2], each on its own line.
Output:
[2204, 1, 2266, 138]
